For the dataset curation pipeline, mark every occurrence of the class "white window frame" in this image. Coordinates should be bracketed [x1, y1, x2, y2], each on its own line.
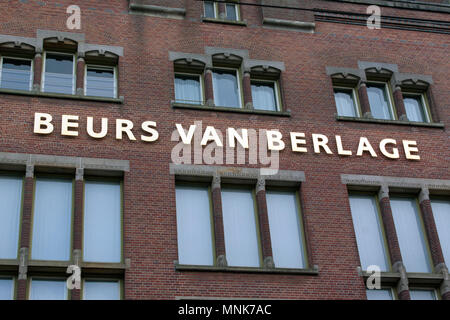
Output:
[84, 64, 118, 98]
[81, 278, 122, 300]
[174, 72, 204, 105]
[212, 67, 243, 109]
[251, 79, 281, 112]
[0, 276, 15, 300]
[333, 86, 360, 117]
[366, 287, 396, 300]
[203, 1, 219, 19]
[41, 51, 76, 95]
[366, 81, 396, 120]
[0, 56, 34, 91]
[402, 92, 431, 123]
[225, 3, 240, 21]
[409, 288, 439, 300]
[28, 277, 68, 300]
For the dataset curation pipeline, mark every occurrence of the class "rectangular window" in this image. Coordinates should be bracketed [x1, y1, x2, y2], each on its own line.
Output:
[390, 197, 431, 273]
[221, 188, 260, 267]
[43, 52, 75, 94]
[251, 81, 279, 111]
[366, 288, 394, 300]
[212, 69, 242, 108]
[0, 176, 23, 259]
[0, 57, 32, 91]
[367, 83, 394, 120]
[83, 181, 121, 263]
[174, 74, 202, 105]
[430, 198, 450, 266]
[31, 178, 73, 261]
[204, 1, 217, 18]
[226, 3, 239, 21]
[83, 280, 121, 300]
[29, 279, 67, 300]
[410, 289, 437, 300]
[403, 94, 430, 123]
[266, 190, 306, 269]
[175, 185, 214, 266]
[348, 195, 390, 271]
[85, 66, 116, 98]
[0, 278, 14, 300]
[334, 88, 359, 117]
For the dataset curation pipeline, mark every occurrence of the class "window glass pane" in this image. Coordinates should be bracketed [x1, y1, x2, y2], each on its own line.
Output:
[431, 199, 450, 266]
[175, 74, 201, 104]
[204, 1, 216, 18]
[0, 176, 23, 259]
[367, 84, 393, 120]
[252, 82, 277, 111]
[86, 67, 115, 98]
[221, 188, 260, 267]
[410, 289, 436, 300]
[366, 289, 393, 300]
[175, 185, 214, 266]
[32, 179, 73, 261]
[1, 58, 32, 91]
[349, 195, 390, 271]
[84, 181, 121, 263]
[226, 4, 238, 21]
[404, 95, 427, 122]
[390, 198, 431, 273]
[30, 279, 67, 300]
[266, 191, 305, 269]
[334, 89, 357, 117]
[0, 279, 14, 300]
[44, 53, 74, 94]
[213, 70, 241, 108]
[83, 281, 120, 300]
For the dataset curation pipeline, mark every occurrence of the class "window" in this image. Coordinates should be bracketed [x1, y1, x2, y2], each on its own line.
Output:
[430, 198, 450, 265]
[390, 197, 432, 273]
[29, 279, 67, 300]
[0, 176, 23, 260]
[83, 280, 121, 300]
[83, 180, 122, 263]
[212, 69, 242, 108]
[348, 195, 390, 271]
[204, 1, 218, 18]
[266, 190, 306, 269]
[333, 88, 359, 117]
[175, 185, 214, 266]
[251, 80, 279, 111]
[221, 187, 260, 267]
[31, 178, 73, 261]
[409, 289, 437, 300]
[174, 74, 203, 105]
[0, 57, 32, 91]
[366, 288, 394, 300]
[0, 278, 14, 300]
[85, 66, 117, 98]
[367, 82, 395, 120]
[225, 3, 239, 21]
[403, 94, 430, 123]
[43, 52, 75, 94]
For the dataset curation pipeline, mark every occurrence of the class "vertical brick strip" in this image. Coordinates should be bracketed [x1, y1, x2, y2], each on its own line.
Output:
[255, 179, 274, 268]
[211, 176, 226, 266]
[218, 2, 226, 19]
[393, 86, 408, 120]
[71, 168, 84, 300]
[242, 70, 253, 109]
[358, 82, 372, 118]
[76, 56, 85, 96]
[33, 52, 42, 92]
[204, 68, 214, 107]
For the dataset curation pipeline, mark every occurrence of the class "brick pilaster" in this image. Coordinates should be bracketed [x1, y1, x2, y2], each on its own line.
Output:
[393, 85, 408, 121]
[218, 1, 226, 19]
[358, 81, 372, 118]
[204, 67, 215, 107]
[76, 55, 85, 96]
[32, 52, 42, 92]
[242, 69, 253, 109]
[255, 179, 274, 268]
[211, 175, 227, 266]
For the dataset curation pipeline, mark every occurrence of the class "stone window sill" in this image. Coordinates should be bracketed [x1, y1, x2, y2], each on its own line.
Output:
[172, 101, 291, 117]
[0, 88, 124, 104]
[336, 115, 444, 128]
[202, 17, 247, 26]
[175, 262, 319, 275]
[361, 270, 445, 286]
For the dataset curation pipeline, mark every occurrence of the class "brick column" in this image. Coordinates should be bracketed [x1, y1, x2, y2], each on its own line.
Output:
[393, 85, 408, 121]
[255, 179, 274, 268]
[242, 69, 253, 109]
[211, 175, 227, 266]
[33, 52, 42, 92]
[358, 81, 372, 118]
[76, 55, 85, 96]
[17, 165, 34, 300]
[418, 188, 450, 300]
[204, 67, 215, 107]
[71, 168, 84, 300]
[218, 1, 226, 19]
[378, 185, 410, 300]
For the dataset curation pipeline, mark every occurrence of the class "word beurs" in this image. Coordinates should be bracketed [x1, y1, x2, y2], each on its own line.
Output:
[33, 112, 421, 160]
